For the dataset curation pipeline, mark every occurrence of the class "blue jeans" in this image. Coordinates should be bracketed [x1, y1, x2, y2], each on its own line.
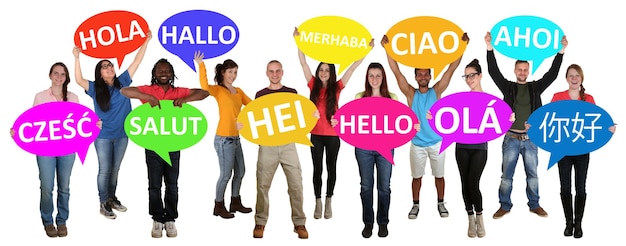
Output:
[146, 149, 180, 222]
[37, 154, 75, 226]
[498, 134, 540, 210]
[214, 135, 245, 202]
[355, 148, 393, 225]
[94, 138, 128, 203]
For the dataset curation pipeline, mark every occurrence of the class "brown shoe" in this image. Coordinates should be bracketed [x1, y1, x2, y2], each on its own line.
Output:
[492, 208, 510, 219]
[230, 196, 253, 213]
[253, 225, 265, 238]
[294, 225, 308, 239]
[530, 207, 548, 217]
[44, 224, 57, 237]
[57, 224, 68, 237]
[213, 201, 235, 219]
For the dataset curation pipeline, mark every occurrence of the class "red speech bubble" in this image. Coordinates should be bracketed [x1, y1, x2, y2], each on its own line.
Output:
[74, 10, 149, 68]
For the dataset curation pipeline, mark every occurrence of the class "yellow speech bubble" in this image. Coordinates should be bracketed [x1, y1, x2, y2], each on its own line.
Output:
[385, 16, 466, 80]
[238, 93, 318, 146]
[295, 16, 372, 75]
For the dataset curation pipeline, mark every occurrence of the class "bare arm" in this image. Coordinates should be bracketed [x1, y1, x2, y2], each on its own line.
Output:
[381, 35, 415, 103]
[340, 38, 374, 87]
[72, 47, 89, 91]
[433, 33, 469, 98]
[120, 87, 160, 108]
[127, 31, 152, 78]
[173, 89, 210, 107]
[294, 27, 313, 82]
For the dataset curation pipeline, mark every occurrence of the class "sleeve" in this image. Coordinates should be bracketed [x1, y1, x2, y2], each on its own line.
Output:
[118, 70, 132, 87]
[239, 88, 252, 105]
[586, 94, 595, 104]
[338, 79, 345, 91]
[86, 81, 96, 98]
[486, 50, 510, 93]
[354, 92, 363, 99]
[33, 96, 39, 107]
[198, 62, 212, 93]
[307, 76, 315, 90]
[68, 92, 79, 103]
[534, 53, 564, 93]
[550, 93, 558, 102]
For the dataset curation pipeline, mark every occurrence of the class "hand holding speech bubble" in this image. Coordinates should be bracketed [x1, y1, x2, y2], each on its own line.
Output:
[74, 10, 149, 68]
[384, 16, 467, 80]
[490, 15, 564, 74]
[159, 10, 239, 72]
[527, 100, 614, 170]
[12, 102, 101, 164]
[124, 100, 208, 165]
[238, 93, 318, 146]
[294, 16, 373, 75]
[428, 92, 513, 153]
[333, 97, 418, 164]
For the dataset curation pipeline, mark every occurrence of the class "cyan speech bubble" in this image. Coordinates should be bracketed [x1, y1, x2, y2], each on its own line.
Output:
[334, 97, 418, 164]
[490, 15, 564, 74]
[159, 10, 239, 71]
[527, 100, 614, 170]
[124, 100, 208, 165]
[428, 92, 513, 153]
[12, 102, 100, 164]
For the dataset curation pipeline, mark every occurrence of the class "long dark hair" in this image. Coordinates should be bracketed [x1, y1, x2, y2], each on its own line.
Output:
[566, 64, 586, 101]
[94, 59, 121, 112]
[362, 62, 391, 98]
[151, 58, 177, 86]
[310, 62, 338, 124]
[50, 62, 70, 101]
[214, 59, 238, 88]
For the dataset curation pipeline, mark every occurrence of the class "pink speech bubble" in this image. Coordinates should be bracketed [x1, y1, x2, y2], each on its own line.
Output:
[333, 97, 418, 164]
[12, 102, 101, 164]
[428, 91, 513, 153]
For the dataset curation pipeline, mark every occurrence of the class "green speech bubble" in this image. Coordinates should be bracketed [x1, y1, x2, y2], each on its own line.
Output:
[124, 100, 208, 165]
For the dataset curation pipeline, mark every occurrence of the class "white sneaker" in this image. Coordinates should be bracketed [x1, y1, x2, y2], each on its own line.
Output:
[438, 202, 449, 218]
[165, 221, 177, 237]
[152, 221, 164, 238]
[408, 204, 419, 219]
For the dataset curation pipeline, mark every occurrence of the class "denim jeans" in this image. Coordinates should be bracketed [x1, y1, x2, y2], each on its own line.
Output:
[94, 138, 128, 203]
[355, 148, 393, 225]
[498, 134, 540, 210]
[37, 154, 75, 226]
[146, 149, 180, 223]
[214, 135, 245, 202]
[558, 154, 589, 196]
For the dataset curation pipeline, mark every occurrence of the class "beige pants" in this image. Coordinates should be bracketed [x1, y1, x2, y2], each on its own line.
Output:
[254, 143, 306, 226]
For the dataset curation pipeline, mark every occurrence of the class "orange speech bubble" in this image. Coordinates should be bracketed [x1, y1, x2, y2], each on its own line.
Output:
[385, 16, 466, 80]
[74, 10, 149, 68]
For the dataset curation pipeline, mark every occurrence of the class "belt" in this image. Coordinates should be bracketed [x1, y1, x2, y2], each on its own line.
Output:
[506, 131, 529, 140]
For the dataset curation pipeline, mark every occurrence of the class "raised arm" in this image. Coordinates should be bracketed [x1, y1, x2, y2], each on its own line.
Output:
[120, 87, 160, 108]
[433, 33, 469, 98]
[485, 32, 509, 92]
[340, 38, 374, 87]
[381, 35, 415, 103]
[127, 31, 152, 78]
[72, 47, 89, 91]
[173, 89, 210, 107]
[535, 35, 567, 93]
[294, 27, 314, 82]
[193, 51, 211, 92]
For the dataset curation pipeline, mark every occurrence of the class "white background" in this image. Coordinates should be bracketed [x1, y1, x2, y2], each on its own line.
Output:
[1, 0, 624, 245]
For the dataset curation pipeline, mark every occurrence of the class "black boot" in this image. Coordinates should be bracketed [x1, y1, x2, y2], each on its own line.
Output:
[560, 193, 573, 237]
[573, 194, 586, 239]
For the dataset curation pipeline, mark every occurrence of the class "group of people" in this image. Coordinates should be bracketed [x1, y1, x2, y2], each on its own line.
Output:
[16, 28, 614, 241]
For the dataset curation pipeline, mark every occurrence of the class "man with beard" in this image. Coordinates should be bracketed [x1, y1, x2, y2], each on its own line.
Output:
[381, 33, 469, 220]
[120, 58, 209, 238]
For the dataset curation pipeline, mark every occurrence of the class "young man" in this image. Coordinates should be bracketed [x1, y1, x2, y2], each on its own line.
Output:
[252, 60, 308, 239]
[120, 58, 209, 238]
[381, 33, 469, 219]
[485, 32, 568, 219]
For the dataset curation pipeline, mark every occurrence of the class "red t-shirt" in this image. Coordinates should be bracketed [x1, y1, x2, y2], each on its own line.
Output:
[551, 90, 595, 104]
[308, 76, 344, 136]
[137, 85, 191, 102]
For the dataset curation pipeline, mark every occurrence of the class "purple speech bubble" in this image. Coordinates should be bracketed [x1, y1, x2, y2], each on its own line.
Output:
[12, 102, 100, 164]
[428, 91, 513, 153]
[333, 97, 418, 164]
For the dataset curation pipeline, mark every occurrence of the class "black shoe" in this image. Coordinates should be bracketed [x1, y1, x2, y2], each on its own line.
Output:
[362, 224, 373, 238]
[378, 224, 388, 237]
[564, 223, 574, 237]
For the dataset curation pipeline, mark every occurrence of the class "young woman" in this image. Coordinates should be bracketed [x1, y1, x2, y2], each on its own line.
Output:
[72, 31, 151, 219]
[551, 64, 616, 239]
[294, 27, 370, 219]
[194, 51, 253, 219]
[354, 62, 399, 238]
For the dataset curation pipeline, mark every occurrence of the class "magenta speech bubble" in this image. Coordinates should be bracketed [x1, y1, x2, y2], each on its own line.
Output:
[333, 97, 418, 164]
[12, 102, 101, 164]
[428, 91, 513, 153]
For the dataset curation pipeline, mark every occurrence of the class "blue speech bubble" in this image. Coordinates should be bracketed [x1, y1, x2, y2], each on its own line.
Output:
[527, 100, 614, 170]
[490, 15, 564, 74]
[159, 10, 239, 71]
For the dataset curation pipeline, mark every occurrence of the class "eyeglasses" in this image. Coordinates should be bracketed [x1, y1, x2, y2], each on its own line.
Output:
[101, 63, 114, 69]
[461, 72, 479, 80]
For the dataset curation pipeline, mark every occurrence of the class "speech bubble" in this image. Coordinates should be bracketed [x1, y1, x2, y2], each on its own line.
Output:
[238, 93, 318, 146]
[490, 15, 564, 74]
[384, 16, 467, 80]
[159, 10, 239, 72]
[527, 100, 614, 170]
[74, 10, 149, 68]
[12, 102, 101, 164]
[295, 16, 372, 75]
[124, 100, 208, 165]
[428, 92, 513, 154]
[333, 97, 418, 164]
